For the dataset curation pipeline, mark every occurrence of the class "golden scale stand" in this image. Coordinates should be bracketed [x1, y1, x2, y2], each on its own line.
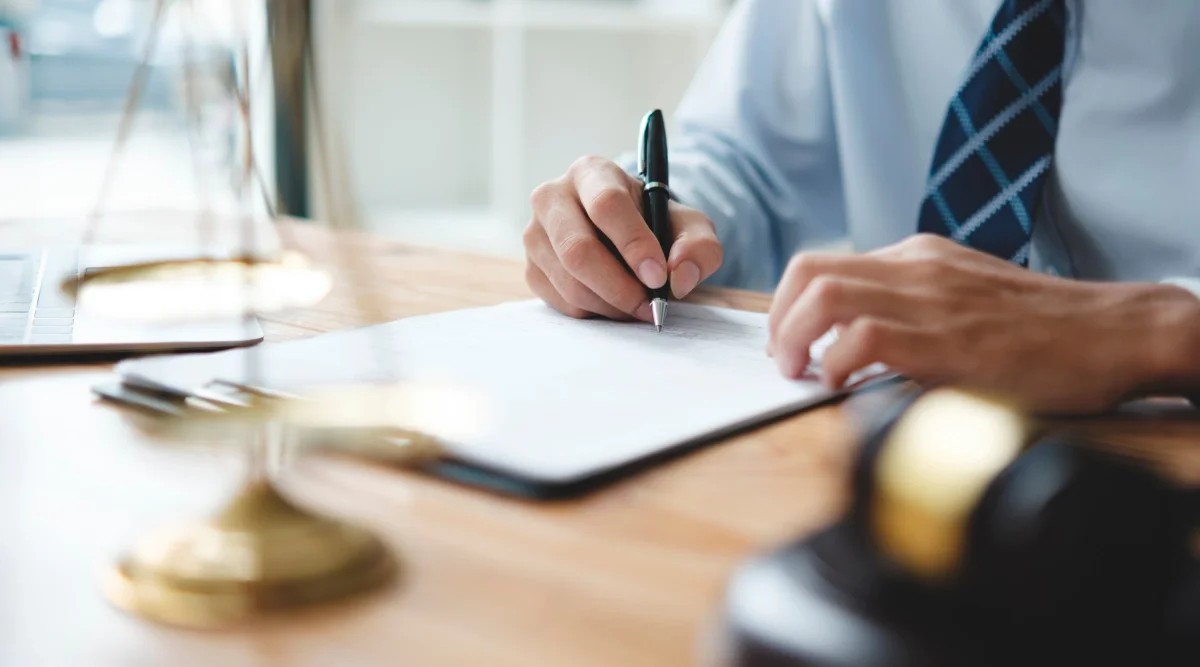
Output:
[64, 0, 465, 629]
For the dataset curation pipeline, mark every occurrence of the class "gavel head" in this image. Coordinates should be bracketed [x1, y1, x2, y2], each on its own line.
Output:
[850, 388, 1191, 660]
[716, 388, 1197, 667]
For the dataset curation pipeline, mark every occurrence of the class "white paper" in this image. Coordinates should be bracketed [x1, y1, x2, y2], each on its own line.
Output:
[117, 301, 877, 483]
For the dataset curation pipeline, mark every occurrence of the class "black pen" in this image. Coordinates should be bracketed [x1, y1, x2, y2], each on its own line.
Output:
[639, 109, 672, 332]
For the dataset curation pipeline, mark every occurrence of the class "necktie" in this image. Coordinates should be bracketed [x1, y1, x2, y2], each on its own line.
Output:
[917, 0, 1067, 266]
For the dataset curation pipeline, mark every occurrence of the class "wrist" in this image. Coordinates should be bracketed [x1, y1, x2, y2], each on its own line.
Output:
[1136, 284, 1200, 392]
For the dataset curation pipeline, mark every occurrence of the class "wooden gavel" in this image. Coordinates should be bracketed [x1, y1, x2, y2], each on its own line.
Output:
[717, 388, 1199, 667]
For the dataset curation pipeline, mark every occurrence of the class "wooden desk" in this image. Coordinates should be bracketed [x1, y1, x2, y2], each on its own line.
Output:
[1, 216, 1196, 666]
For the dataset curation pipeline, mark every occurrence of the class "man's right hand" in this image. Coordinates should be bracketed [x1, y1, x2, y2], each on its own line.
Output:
[524, 156, 724, 321]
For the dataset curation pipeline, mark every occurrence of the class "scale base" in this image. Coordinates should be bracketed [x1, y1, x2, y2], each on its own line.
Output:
[103, 480, 395, 629]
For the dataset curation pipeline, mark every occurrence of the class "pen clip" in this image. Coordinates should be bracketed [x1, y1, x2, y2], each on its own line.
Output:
[637, 112, 651, 180]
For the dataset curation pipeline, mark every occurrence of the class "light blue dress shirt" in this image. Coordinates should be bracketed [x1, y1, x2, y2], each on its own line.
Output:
[657, 0, 1200, 295]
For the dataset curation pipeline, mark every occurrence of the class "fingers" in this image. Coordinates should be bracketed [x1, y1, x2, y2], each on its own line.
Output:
[529, 176, 648, 317]
[524, 222, 635, 322]
[819, 318, 935, 390]
[772, 277, 919, 379]
[525, 156, 726, 317]
[573, 160, 667, 290]
[667, 202, 722, 299]
[767, 236, 1030, 390]
[769, 253, 900, 341]
[524, 261, 588, 319]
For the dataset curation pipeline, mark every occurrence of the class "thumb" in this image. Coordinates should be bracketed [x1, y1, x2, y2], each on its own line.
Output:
[667, 202, 723, 299]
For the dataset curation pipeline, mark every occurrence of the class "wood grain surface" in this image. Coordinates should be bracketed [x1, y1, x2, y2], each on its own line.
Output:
[0, 213, 1195, 667]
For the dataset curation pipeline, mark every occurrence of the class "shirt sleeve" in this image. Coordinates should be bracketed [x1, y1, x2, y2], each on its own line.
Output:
[621, 0, 847, 293]
[1163, 278, 1200, 302]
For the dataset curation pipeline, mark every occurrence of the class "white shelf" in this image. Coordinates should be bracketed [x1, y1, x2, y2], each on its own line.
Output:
[315, 0, 722, 255]
[358, 0, 726, 32]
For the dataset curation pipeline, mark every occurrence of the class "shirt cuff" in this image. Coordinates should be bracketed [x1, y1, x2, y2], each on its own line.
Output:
[1162, 277, 1200, 302]
[1161, 278, 1200, 408]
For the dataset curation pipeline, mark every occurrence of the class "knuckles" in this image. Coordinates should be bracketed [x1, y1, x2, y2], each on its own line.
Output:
[901, 233, 958, 256]
[671, 211, 723, 265]
[588, 186, 633, 223]
[805, 275, 844, 316]
[557, 232, 601, 274]
[522, 218, 543, 248]
[529, 180, 564, 211]
[568, 155, 612, 179]
[784, 253, 816, 283]
[686, 221, 724, 257]
[783, 252, 834, 291]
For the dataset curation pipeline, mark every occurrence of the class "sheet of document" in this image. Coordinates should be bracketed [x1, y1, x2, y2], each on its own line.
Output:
[117, 301, 870, 484]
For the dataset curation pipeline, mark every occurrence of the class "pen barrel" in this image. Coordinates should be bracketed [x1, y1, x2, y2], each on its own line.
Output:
[642, 186, 673, 302]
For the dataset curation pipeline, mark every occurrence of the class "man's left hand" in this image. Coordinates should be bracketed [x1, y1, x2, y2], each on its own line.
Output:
[767, 234, 1200, 413]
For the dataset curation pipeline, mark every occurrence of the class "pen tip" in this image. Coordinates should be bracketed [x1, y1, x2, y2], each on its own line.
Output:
[656, 325, 663, 333]
[650, 298, 667, 331]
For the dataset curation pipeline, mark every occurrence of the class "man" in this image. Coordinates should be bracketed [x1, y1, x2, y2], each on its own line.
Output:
[523, 0, 1200, 413]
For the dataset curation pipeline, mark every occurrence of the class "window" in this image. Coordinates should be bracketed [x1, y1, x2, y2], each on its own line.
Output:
[0, 0, 241, 222]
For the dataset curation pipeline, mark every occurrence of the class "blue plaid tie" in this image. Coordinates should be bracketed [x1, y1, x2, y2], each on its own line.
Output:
[917, 0, 1067, 266]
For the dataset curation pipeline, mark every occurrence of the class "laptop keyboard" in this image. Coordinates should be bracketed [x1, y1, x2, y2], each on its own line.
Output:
[0, 250, 78, 345]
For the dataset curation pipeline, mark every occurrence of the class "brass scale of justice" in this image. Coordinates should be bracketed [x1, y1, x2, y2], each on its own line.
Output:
[66, 0, 477, 628]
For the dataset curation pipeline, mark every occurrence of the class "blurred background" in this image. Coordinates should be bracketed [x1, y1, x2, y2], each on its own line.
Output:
[0, 0, 730, 257]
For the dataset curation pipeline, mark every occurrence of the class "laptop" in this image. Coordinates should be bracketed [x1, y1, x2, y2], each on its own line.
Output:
[0, 245, 263, 358]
